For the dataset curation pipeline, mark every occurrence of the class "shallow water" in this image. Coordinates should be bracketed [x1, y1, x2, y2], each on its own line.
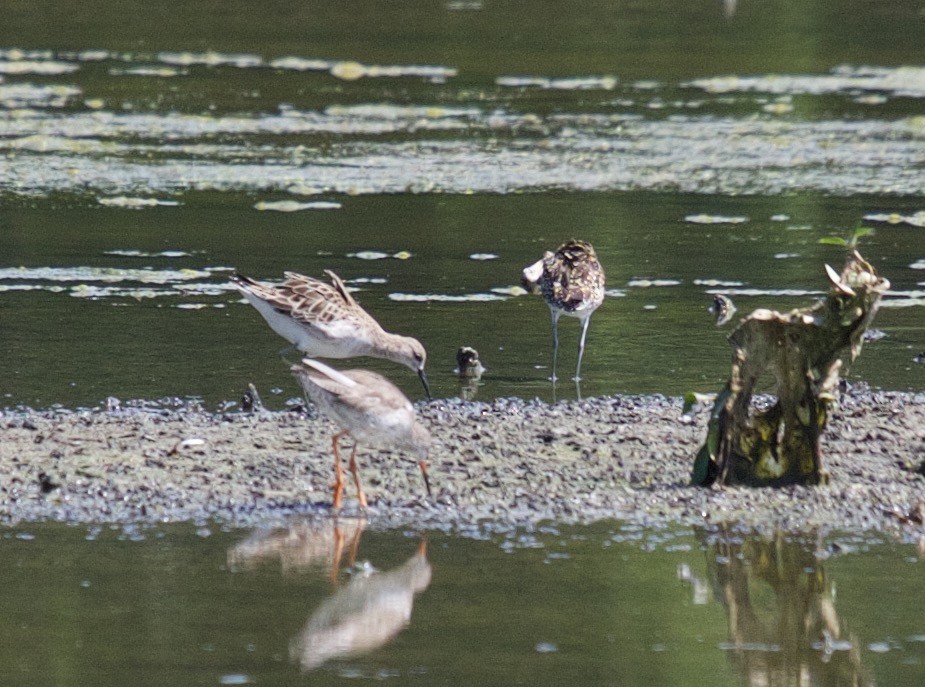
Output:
[2, 193, 925, 408]
[2, 1, 925, 408]
[0, 521, 922, 686]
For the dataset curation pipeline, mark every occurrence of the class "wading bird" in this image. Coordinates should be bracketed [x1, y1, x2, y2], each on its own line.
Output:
[521, 239, 605, 382]
[291, 358, 432, 509]
[231, 270, 431, 399]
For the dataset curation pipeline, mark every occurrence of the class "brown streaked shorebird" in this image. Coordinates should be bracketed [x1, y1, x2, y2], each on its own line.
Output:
[231, 270, 431, 399]
[291, 358, 433, 509]
[521, 239, 605, 382]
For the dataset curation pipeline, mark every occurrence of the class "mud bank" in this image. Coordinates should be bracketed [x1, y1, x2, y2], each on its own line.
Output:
[1, 388, 924, 534]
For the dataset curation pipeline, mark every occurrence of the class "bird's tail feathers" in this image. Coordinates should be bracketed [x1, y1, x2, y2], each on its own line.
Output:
[298, 358, 358, 387]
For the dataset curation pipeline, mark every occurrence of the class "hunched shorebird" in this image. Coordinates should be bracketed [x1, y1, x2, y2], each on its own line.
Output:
[291, 358, 433, 509]
[231, 270, 431, 399]
[521, 239, 606, 382]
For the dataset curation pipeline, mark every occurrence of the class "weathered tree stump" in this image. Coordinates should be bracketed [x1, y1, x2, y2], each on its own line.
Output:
[692, 250, 889, 487]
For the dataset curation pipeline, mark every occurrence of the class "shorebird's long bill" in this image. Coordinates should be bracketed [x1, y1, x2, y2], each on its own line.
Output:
[418, 368, 433, 401]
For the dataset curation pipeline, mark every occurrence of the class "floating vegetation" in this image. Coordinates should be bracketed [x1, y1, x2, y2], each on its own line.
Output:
[157, 51, 263, 68]
[761, 101, 794, 115]
[268, 56, 330, 72]
[347, 250, 411, 261]
[0, 266, 211, 284]
[74, 50, 109, 62]
[880, 289, 925, 307]
[285, 183, 325, 196]
[864, 211, 925, 228]
[774, 253, 800, 259]
[707, 287, 825, 297]
[0, 54, 923, 199]
[855, 95, 888, 105]
[0, 114, 920, 197]
[0, 60, 78, 75]
[627, 279, 682, 287]
[98, 196, 180, 208]
[469, 253, 498, 261]
[496, 75, 617, 90]
[0, 83, 81, 108]
[253, 200, 341, 212]
[110, 66, 184, 78]
[694, 279, 744, 287]
[684, 214, 749, 225]
[389, 292, 507, 302]
[0, 266, 229, 301]
[330, 61, 457, 82]
[3, 135, 103, 153]
[0, 283, 63, 293]
[0, 48, 55, 60]
[326, 103, 480, 122]
[103, 250, 192, 258]
[344, 277, 387, 285]
[490, 285, 528, 297]
[446, 0, 483, 9]
[685, 65, 925, 98]
[770, 214, 791, 222]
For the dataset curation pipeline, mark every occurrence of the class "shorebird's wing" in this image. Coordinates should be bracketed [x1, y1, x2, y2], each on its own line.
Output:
[280, 271, 380, 330]
[231, 272, 287, 303]
[323, 270, 361, 308]
[544, 241, 605, 310]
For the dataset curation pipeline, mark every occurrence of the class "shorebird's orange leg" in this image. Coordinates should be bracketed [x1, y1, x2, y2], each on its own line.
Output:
[347, 444, 368, 508]
[418, 459, 432, 497]
[331, 431, 349, 509]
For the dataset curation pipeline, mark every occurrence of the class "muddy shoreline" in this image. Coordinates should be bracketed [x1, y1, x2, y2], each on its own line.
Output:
[1, 387, 924, 535]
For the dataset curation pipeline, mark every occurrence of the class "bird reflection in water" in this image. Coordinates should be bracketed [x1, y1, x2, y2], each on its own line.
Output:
[290, 539, 431, 671]
[227, 518, 431, 672]
[227, 517, 367, 581]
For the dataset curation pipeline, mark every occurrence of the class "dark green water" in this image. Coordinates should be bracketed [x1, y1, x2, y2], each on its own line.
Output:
[1, 0, 925, 408]
[0, 521, 922, 686]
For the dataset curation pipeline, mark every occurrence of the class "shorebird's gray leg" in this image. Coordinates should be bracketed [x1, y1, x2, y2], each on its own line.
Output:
[549, 307, 561, 382]
[575, 314, 592, 382]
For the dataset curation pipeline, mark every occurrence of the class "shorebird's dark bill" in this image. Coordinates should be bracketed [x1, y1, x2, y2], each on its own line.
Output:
[418, 369, 433, 401]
